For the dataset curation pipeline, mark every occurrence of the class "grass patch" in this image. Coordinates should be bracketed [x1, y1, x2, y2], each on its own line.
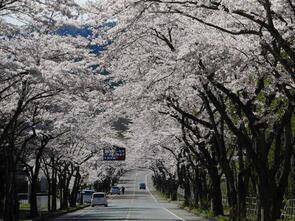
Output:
[179, 202, 215, 218]
[180, 203, 230, 221]
[19, 204, 89, 221]
[19, 202, 48, 212]
[216, 215, 230, 221]
[190, 207, 214, 218]
[20, 203, 30, 211]
[179, 201, 188, 209]
[151, 188, 172, 202]
[278, 219, 295, 221]
[153, 186, 230, 221]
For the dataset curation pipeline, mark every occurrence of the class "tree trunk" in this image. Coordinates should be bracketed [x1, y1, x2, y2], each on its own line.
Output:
[43, 160, 52, 213]
[237, 171, 247, 220]
[209, 168, 224, 216]
[51, 164, 57, 211]
[221, 160, 240, 221]
[194, 169, 202, 208]
[29, 176, 39, 218]
[3, 155, 18, 221]
[79, 188, 83, 205]
[201, 172, 209, 209]
[59, 174, 64, 210]
[170, 179, 178, 201]
[62, 186, 68, 210]
[193, 168, 207, 209]
[69, 168, 81, 207]
[47, 179, 51, 212]
[183, 179, 191, 206]
[62, 171, 72, 210]
[0, 158, 5, 219]
[257, 167, 273, 221]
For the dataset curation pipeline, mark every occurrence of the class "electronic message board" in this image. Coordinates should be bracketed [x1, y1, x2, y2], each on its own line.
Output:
[103, 145, 126, 161]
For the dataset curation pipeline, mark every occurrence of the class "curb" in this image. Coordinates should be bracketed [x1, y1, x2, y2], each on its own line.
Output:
[32, 204, 89, 221]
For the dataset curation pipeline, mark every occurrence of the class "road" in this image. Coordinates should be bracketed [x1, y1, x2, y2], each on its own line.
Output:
[51, 169, 205, 221]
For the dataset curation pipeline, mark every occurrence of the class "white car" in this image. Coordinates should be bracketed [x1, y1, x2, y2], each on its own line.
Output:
[91, 192, 108, 207]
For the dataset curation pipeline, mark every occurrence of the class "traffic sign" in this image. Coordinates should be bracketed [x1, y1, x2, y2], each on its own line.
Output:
[103, 145, 126, 161]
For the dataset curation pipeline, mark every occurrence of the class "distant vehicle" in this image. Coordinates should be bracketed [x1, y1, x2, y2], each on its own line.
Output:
[139, 182, 146, 190]
[110, 186, 121, 195]
[82, 190, 95, 203]
[91, 192, 108, 207]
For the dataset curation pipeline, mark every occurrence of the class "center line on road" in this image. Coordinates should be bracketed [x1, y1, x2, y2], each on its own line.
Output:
[125, 172, 137, 221]
[145, 173, 185, 221]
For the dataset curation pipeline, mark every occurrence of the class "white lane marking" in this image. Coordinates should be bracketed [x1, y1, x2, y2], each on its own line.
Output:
[145, 173, 185, 221]
[125, 172, 137, 221]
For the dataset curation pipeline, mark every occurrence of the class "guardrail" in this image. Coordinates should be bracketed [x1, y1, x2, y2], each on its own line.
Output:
[177, 188, 295, 220]
[245, 196, 257, 220]
[245, 197, 295, 220]
[281, 199, 295, 220]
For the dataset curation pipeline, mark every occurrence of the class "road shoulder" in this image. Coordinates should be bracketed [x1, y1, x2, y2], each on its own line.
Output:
[145, 173, 210, 221]
[20, 204, 89, 221]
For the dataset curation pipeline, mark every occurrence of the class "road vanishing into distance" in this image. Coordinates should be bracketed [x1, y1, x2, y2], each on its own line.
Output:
[50, 169, 206, 221]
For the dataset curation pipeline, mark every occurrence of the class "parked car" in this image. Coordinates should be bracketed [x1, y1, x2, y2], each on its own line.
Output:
[82, 189, 95, 203]
[139, 182, 146, 190]
[91, 192, 108, 207]
[110, 186, 121, 195]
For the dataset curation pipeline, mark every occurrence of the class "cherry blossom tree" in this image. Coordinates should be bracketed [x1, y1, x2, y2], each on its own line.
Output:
[0, 2, 102, 219]
[87, 0, 295, 220]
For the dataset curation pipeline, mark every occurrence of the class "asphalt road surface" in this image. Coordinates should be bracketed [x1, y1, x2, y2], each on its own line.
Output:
[50, 169, 205, 221]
